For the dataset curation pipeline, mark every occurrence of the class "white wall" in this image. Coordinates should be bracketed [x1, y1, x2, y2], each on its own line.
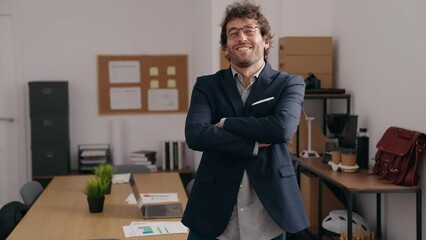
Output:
[331, 1, 426, 239]
[12, 0, 193, 171]
[281, 0, 333, 128]
[0, 0, 29, 207]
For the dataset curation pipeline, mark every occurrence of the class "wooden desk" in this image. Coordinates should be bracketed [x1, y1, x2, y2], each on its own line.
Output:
[298, 157, 421, 240]
[8, 172, 188, 240]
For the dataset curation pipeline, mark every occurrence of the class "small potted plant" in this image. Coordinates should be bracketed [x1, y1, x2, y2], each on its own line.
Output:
[95, 163, 114, 194]
[84, 177, 108, 213]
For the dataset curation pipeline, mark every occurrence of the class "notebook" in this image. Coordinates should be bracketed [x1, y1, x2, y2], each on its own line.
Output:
[128, 173, 183, 219]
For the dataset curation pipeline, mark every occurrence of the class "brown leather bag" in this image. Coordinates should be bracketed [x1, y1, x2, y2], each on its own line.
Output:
[373, 126, 426, 186]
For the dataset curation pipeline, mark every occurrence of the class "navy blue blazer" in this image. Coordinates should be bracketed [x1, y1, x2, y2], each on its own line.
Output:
[182, 62, 309, 238]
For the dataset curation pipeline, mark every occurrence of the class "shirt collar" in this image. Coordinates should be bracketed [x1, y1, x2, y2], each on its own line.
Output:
[231, 61, 265, 81]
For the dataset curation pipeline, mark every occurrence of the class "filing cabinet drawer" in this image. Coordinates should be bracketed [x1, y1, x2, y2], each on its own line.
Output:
[29, 81, 68, 115]
[32, 145, 70, 176]
[30, 115, 69, 144]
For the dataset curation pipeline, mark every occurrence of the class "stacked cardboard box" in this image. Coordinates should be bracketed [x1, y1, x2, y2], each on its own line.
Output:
[279, 36, 333, 155]
[220, 49, 229, 69]
[279, 36, 333, 88]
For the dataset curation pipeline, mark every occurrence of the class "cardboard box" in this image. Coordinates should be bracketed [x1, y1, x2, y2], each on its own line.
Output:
[288, 110, 327, 155]
[220, 49, 229, 69]
[281, 55, 332, 74]
[279, 37, 332, 55]
[279, 36, 333, 88]
[300, 171, 346, 230]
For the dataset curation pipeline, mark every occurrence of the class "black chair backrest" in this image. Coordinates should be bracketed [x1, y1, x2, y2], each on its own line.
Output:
[0, 201, 28, 240]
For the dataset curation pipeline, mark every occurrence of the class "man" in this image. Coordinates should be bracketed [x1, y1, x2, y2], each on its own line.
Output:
[182, 1, 309, 239]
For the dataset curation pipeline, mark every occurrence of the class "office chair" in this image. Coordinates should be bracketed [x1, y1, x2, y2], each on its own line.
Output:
[20, 180, 44, 208]
[113, 164, 151, 174]
[0, 201, 28, 240]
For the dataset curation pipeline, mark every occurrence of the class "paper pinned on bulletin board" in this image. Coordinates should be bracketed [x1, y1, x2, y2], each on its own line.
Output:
[147, 89, 178, 111]
[109, 61, 141, 83]
[110, 87, 141, 110]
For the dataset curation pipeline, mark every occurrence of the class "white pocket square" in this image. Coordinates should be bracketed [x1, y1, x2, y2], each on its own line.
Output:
[252, 97, 274, 106]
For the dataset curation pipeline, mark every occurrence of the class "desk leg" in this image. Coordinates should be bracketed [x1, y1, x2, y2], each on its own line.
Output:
[346, 97, 351, 115]
[322, 99, 327, 133]
[318, 178, 323, 240]
[417, 189, 422, 240]
[376, 193, 381, 239]
[347, 192, 353, 240]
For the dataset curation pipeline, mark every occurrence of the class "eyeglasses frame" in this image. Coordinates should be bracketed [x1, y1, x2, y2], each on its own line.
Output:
[226, 24, 260, 39]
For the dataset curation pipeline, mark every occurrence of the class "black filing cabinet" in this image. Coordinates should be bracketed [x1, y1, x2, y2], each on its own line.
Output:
[29, 81, 70, 179]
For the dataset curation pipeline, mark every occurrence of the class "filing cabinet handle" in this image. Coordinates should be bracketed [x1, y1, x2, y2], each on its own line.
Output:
[43, 119, 53, 126]
[42, 88, 52, 95]
[45, 151, 54, 158]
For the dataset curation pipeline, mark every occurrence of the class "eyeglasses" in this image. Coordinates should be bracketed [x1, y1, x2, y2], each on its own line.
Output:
[227, 24, 260, 39]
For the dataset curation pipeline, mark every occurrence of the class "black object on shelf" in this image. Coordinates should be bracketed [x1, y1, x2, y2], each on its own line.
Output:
[356, 128, 369, 169]
[305, 88, 346, 94]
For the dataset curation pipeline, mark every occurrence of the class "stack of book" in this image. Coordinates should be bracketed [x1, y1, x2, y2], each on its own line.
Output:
[129, 150, 157, 172]
[161, 141, 190, 170]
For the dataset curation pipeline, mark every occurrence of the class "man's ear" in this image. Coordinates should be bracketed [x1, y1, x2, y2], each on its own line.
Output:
[263, 37, 270, 49]
[223, 48, 229, 60]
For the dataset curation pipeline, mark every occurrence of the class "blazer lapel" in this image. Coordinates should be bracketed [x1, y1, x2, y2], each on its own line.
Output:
[221, 68, 244, 116]
[244, 63, 276, 111]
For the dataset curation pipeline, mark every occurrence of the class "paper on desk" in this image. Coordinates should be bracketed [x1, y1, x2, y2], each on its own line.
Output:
[112, 173, 130, 184]
[126, 193, 180, 204]
[122, 221, 188, 237]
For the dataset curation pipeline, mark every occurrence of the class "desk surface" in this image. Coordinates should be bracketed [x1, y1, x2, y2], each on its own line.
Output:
[298, 158, 419, 192]
[8, 172, 188, 240]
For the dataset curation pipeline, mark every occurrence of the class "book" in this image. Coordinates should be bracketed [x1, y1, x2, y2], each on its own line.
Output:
[131, 150, 156, 158]
[130, 150, 157, 166]
[161, 140, 190, 170]
[129, 156, 149, 162]
[162, 141, 170, 170]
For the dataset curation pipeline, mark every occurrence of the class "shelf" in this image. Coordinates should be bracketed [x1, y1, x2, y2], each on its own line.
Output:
[296, 93, 351, 155]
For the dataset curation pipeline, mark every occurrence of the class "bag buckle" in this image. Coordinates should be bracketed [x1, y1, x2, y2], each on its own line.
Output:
[416, 139, 425, 148]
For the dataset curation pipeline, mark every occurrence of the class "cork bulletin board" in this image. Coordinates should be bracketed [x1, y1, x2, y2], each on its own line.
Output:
[98, 55, 188, 115]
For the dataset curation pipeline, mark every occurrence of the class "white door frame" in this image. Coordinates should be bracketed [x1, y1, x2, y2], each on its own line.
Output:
[0, 13, 28, 206]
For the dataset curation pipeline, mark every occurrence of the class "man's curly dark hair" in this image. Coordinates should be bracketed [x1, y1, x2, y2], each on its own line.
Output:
[220, 0, 274, 60]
